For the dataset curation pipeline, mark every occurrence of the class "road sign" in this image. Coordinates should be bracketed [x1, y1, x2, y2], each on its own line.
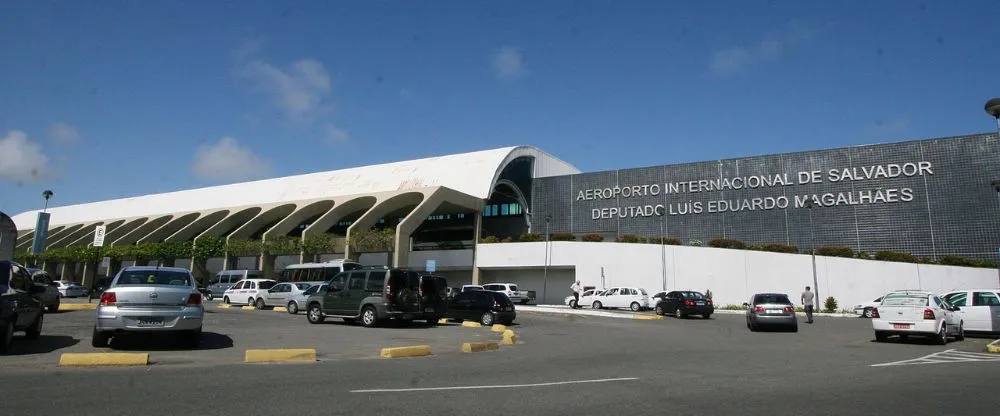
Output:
[426, 259, 436, 273]
[101, 257, 111, 269]
[93, 225, 107, 247]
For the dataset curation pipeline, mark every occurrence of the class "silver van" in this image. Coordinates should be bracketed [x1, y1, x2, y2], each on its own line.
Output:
[206, 269, 260, 300]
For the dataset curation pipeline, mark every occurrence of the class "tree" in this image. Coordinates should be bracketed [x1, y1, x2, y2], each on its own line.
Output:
[347, 228, 395, 252]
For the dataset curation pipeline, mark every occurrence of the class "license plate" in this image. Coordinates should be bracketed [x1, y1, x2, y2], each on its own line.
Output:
[696, 301, 705, 305]
[137, 318, 164, 327]
[767, 309, 782, 314]
[425, 307, 434, 312]
[893, 323, 911, 329]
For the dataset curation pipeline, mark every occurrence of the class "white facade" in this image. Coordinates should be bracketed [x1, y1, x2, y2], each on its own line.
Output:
[475, 241, 1000, 308]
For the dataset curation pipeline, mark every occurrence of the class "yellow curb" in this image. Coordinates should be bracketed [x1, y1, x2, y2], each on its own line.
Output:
[461, 321, 482, 328]
[380, 345, 432, 358]
[244, 349, 317, 363]
[632, 314, 664, 320]
[462, 341, 500, 353]
[987, 340, 1000, 353]
[59, 353, 149, 366]
[59, 303, 97, 310]
[273, 307, 287, 312]
[438, 318, 449, 324]
[502, 330, 518, 345]
[491, 324, 508, 332]
[240, 306, 256, 311]
[218, 304, 232, 309]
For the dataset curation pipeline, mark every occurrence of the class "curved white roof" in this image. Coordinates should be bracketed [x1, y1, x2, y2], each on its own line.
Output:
[11, 146, 579, 229]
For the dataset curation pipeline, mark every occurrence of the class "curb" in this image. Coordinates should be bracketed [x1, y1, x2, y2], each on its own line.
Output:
[244, 349, 317, 363]
[380, 345, 432, 358]
[438, 318, 449, 324]
[272, 306, 287, 312]
[461, 341, 500, 353]
[240, 306, 256, 311]
[632, 314, 664, 320]
[491, 324, 508, 332]
[987, 339, 1000, 353]
[502, 329, 518, 345]
[60, 303, 97, 311]
[59, 353, 149, 366]
[461, 321, 482, 328]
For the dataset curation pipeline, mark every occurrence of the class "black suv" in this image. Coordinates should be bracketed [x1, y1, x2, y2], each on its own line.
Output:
[305, 267, 448, 327]
[1, 260, 46, 354]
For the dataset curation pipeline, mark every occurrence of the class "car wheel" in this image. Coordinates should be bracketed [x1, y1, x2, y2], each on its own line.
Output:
[361, 306, 378, 328]
[675, 307, 685, 319]
[702, 313, 712, 319]
[592, 301, 602, 309]
[223, 296, 230, 304]
[181, 329, 201, 349]
[1, 320, 13, 354]
[25, 313, 43, 340]
[48, 301, 60, 313]
[747, 320, 756, 332]
[255, 298, 266, 310]
[936, 324, 948, 345]
[91, 327, 111, 348]
[956, 322, 965, 341]
[874, 331, 888, 342]
[789, 324, 798, 333]
[630, 302, 641, 311]
[307, 305, 325, 324]
[248, 298, 255, 307]
[654, 304, 665, 315]
[863, 308, 873, 318]
[287, 302, 298, 315]
[569, 299, 577, 308]
[480, 312, 495, 326]
[205, 292, 214, 301]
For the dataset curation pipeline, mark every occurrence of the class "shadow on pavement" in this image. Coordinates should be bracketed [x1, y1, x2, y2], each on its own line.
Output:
[108, 332, 234, 351]
[5, 335, 80, 355]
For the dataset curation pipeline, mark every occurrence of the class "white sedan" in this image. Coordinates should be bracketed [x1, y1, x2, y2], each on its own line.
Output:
[872, 290, 964, 344]
[564, 289, 605, 308]
[852, 295, 885, 318]
[53, 280, 86, 297]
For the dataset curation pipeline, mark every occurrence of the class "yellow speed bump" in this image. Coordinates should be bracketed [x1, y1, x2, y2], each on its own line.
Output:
[987, 339, 1000, 353]
[60, 303, 97, 311]
[59, 353, 149, 366]
[438, 318, 449, 324]
[491, 324, 508, 332]
[462, 341, 500, 353]
[633, 314, 664, 320]
[217, 304, 232, 309]
[461, 321, 482, 328]
[380, 345, 432, 358]
[272, 306, 287, 312]
[240, 306, 256, 311]
[244, 349, 317, 363]
[502, 329, 518, 345]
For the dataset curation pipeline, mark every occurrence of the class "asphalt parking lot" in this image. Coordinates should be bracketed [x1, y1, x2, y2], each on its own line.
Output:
[3, 300, 999, 416]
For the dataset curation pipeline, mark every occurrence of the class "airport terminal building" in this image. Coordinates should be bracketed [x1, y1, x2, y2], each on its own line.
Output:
[7, 133, 1000, 289]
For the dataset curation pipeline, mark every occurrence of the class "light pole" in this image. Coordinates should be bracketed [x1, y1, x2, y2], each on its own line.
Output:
[804, 199, 820, 304]
[42, 190, 53, 212]
[660, 216, 667, 291]
[542, 215, 551, 305]
[986, 98, 1000, 286]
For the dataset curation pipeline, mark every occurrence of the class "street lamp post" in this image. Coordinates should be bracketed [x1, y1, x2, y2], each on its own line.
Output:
[42, 190, 53, 212]
[542, 215, 551, 305]
[986, 98, 1000, 287]
[660, 218, 667, 291]
[805, 200, 820, 304]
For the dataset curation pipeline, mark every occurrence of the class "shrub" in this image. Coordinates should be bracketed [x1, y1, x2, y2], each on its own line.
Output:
[480, 236, 499, 244]
[581, 234, 604, 242]
[303, 233, 340, 254]
[823, 296, 838, 313]
[815, 246, 855, 258]
[707, 238, 747, 249]
[938, 255, 981, 267]
[646, 236, 682, 245]
[615, 234, 645, 243]
[759, 243, 799, 254]
[874, 250, 919, 263]
[500, 236, 515, 243]
[855, 251, 872, 260]
[549, 232, 576, 241]
[518, 232, 543, 242]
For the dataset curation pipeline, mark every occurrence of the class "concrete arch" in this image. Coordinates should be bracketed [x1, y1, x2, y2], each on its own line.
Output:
[302, 196, 378, 238]
[112, 215, 173, 246]
[166, 210, 229, 242]
[263, 200, 335, 239]
[392, 187, 485, 267]
[139, 212, 201, 244]
[42, 223, 87, 249]
[100, 218, 149, 246]
[195, 207, 262, 241]
[345, 192, 426, 259]
[61, 220, 123, 248]
[228, 204, 298, 241]
[15, 225, 67, 251]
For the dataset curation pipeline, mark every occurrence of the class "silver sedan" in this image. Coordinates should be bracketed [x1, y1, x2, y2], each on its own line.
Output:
[744, 293, 798, 332]
[92, 266, 204, 348]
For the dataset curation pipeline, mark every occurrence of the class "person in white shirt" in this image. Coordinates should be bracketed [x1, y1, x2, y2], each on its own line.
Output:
[570, 281, 582, 309]
[801, 286, 815, 324]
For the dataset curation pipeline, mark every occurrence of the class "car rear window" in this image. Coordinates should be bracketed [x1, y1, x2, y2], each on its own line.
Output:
[116, 270, 192, 286]
[681, 292, 705, 299]
[754, 294, 791, 304]
[486, 291, 514, 306]
[881, 294, 929, 306]
[295, 283, 312, 290]
[509, 285, 518, 291]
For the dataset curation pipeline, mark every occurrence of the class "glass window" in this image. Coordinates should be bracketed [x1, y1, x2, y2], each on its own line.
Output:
[491, 205, 498, 216]
[294, 283, 312, 291]
[259, 281, 276, 290]
[881, 293, 928, 306]
[232, 281, 244, 290]
[323, 267, 341, 280]
[348, 273, 366, 290]
[209, 276, 221, 285]
[343, 262, 362, 272]
[509, 285, 518, 291]
[303, 285, 320, 295]
[973, 292, 1000, 306]
[329, 274, 348, 291]
[247, 281, 256, 289]
[943, 292, 967, 307]
[115, 270, 193, 286]
[366, 273, 384, 291]
[501, 204, 509, 215]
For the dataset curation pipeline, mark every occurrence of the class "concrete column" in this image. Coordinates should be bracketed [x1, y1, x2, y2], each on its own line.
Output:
[58, 262, 75, 281]
[260, 253, 276, 279]
[81, 261, 96, 286]
[190, 257, 209, 285]
[471, 211, 482, 285]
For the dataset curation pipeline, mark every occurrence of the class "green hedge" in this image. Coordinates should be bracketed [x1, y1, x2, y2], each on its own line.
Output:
[615, 234, 645, 243]
[757, 243, 799, 254]
[708, 238, 747, 249]
[549, 232, 576, 241]
[815, 246, 855, 258]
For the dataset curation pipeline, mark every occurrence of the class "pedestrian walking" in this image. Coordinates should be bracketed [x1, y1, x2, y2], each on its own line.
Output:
[570, 280, 582, 309]
[801, 286, 815, 324]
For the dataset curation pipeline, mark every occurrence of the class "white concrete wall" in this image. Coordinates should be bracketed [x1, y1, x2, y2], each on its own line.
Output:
[475, 242, 1000, 308]
[407, 249, 474, 270]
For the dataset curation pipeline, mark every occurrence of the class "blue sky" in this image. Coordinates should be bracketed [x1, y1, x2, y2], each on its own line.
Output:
[1, 0, 999, 217]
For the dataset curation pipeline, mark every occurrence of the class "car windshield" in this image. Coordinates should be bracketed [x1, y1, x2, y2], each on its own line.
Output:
[115, 270, 192, 286]
[881, 294, 929, 306]
[754, 294, 791, 305]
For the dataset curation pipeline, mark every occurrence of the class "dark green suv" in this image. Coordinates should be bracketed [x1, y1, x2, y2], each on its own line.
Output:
[1, 260, 46, 354]
[305, 267, 447, 327]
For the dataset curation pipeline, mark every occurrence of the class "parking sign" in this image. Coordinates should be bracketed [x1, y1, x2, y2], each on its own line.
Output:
[93, 225, 107, 247]
[426, 259, 436, 273]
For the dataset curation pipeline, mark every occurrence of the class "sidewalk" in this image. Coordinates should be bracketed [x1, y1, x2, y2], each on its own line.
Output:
[520, 304, 859, 319]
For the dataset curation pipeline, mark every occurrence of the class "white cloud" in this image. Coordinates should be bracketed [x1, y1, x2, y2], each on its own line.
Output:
[709, 21, 814, 75]
[234, 41, 333, 123]
[0, 130, 51, 183]
[491, 45, 527, 79]
[191, 137, 273, 181]
[46, 122, 81, 145]
[323, 124, 349, 144]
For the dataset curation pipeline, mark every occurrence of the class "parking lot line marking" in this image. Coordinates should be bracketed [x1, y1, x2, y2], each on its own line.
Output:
[871, 349, 1000, 367]
[349, 377, 639, 393]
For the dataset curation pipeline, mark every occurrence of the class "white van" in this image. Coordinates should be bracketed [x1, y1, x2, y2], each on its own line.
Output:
[207, 269, 261, 300]
[278, 260, 363, 282]
[222, 278, 278, 308]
